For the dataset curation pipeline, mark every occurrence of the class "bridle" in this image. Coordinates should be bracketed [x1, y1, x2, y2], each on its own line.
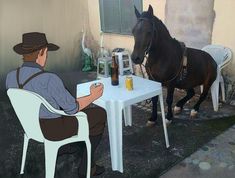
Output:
[137, 17, 158, 104]
[138, 17, 156, 57]
[136, 17, 186, 84]
[136, 17, 158, 80]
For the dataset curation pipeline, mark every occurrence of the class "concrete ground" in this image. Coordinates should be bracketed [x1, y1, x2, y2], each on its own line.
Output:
[160, 125, 235, 178]
[1, 70, 235, 178]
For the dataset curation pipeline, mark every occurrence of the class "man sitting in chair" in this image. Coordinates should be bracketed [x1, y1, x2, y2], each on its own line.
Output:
[6, 32, 106, 177]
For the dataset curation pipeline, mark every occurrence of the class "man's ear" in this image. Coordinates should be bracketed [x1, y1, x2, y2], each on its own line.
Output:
[134, 6, 141, 18]
[40, 48, 46, 56]
[37, 49, 43, 57]
[148, 5, 154, 17]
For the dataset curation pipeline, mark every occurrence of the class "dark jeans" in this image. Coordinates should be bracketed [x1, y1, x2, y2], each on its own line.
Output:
[39, 107, 107, 175]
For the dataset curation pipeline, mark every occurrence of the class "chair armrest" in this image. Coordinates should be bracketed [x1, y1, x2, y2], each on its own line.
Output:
[43, 100, 89, 133]
[74, 112, 89, 134]
[27, 90, 87, 119]
[42, 101, 86, 117]
[33, 92, 83, 117]
[43, 102, 89, 131]
[219, 58, 231, 69]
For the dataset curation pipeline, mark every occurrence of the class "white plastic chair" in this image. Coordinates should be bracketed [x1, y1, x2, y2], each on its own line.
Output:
[7, 88, 91, 178]
[201, 45, 232, 111]
[114, 51, 134, 75]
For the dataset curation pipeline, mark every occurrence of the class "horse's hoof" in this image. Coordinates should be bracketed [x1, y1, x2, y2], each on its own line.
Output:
[146, 121, 156, 127]
[174, 106, 182, 114]
[190, 109, 198, 118]
[165, 119, 172, 125]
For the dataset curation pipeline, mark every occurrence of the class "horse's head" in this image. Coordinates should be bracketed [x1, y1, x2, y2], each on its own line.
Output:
[131, 5, 156, 64]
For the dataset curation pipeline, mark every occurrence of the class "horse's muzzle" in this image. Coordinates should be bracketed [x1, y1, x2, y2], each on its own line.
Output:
[131, 54, 144, 64]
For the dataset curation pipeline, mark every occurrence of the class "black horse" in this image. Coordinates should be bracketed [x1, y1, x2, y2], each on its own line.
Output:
[131, 5, 217, 125]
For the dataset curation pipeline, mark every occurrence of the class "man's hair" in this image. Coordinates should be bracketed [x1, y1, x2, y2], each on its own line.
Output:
[23, 50, 40, 62]
[22, 48, 46, 62]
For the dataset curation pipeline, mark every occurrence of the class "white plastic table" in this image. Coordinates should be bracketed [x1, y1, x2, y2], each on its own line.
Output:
[76, 75, 170, 173]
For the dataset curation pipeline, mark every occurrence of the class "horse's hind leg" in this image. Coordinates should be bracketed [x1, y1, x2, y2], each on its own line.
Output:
[174, 88, 195, 114]
[191, 82, 212, 117]
[166, 86, 175, 121]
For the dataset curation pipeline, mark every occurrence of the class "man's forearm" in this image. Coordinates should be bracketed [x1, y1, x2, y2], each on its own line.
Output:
[76, 95, 94, 111]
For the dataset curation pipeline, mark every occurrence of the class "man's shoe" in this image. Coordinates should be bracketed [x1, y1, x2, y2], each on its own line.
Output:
[92, 165, 105, 176]
[58, 144, 78, 156]
[78, 165, 105, 178]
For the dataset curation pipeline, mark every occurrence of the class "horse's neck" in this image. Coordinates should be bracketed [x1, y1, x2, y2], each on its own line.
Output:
[150, 38, 177, 60]
[148, 35, 182, 82]
[152, 19, 179, 56]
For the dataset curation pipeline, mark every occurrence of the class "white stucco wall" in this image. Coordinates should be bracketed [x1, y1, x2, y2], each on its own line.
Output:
[0, 0, 89, 84]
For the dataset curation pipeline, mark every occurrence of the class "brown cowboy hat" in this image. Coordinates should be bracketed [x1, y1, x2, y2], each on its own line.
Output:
[13, 32, 59, 55]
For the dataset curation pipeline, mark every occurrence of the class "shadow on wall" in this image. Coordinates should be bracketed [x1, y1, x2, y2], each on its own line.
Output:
[165, 0, 215, 49]
[0, 0, 95, 86]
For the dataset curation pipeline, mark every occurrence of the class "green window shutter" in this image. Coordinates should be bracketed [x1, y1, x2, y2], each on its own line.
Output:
[99, 0, 121, 33]
[99, 0, 142, 35]
[120, 0, 142, 35]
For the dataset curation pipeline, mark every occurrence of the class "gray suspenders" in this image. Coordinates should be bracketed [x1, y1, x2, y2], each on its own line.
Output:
[16, 67, 45, 89]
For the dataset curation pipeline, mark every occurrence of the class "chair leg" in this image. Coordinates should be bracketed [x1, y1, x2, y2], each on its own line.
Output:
[44, 142, 59, 178]
[211, 80, 219, 112]
[220, 76, 226, 102]
[159, 94, 170, 148]
[85, 140, 91, 178]
[20, 134, 29, 174]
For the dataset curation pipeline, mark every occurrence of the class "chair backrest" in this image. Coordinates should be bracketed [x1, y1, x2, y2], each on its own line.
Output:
[7, 88, 48, 142]
[202, 45, 232, 68]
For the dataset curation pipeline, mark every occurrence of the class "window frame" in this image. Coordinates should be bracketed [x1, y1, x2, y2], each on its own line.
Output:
[99, 0, 143, 35]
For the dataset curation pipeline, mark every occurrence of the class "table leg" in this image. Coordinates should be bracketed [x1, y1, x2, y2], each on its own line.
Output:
[159, 93, 170, 148]
[124, 105, 132, 126]
[105, 101, 124, 172]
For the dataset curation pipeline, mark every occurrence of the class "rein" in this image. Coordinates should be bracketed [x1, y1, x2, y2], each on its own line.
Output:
[137, 18, 158, 80]
[140, 54, 185, 84]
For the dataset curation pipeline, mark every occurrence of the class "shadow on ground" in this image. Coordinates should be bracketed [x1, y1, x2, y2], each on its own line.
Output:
[1, 71, 235, 178]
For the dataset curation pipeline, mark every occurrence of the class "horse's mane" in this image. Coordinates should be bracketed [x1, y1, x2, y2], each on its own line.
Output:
[154, 17, 172, 40]
[140, 11, 182, 59]
[140, 12, 172, 40]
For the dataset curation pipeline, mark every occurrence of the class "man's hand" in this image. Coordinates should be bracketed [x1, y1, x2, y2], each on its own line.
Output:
[90, 83, 104, 100]
[76, 83, 104, 111]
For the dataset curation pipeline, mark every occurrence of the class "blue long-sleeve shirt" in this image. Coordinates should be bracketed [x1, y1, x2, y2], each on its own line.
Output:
[6, 62, 79, 119]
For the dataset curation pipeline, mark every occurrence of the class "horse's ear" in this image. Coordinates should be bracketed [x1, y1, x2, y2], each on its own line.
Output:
[148, 5, 154, 17]
[134, 6, 141, 18]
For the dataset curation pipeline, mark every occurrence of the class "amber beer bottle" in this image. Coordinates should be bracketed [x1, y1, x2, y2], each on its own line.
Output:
[111, 53, 119, 85]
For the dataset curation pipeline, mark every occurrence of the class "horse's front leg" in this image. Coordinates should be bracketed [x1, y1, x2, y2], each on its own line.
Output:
[166, 86, 175, 123]
[146, 96, 159, 127]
